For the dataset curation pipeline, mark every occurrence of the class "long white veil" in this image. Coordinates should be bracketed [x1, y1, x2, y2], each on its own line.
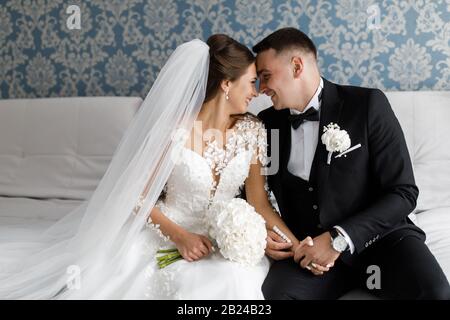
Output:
[0, 39, 210, 299]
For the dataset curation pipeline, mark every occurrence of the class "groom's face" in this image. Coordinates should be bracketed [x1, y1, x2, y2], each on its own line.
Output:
[256, 49, 299, 110]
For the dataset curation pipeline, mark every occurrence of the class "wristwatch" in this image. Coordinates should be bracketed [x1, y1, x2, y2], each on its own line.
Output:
[330, 228, 348, 253]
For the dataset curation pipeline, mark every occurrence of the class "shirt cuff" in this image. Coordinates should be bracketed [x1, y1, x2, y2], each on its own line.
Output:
[334, 225, 355, 254]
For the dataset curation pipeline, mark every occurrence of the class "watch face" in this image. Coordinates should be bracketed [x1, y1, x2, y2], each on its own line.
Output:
[333, 236, 348, 252]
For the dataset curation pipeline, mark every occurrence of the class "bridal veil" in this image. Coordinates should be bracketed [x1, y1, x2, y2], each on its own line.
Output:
[0, 39, 209, 299]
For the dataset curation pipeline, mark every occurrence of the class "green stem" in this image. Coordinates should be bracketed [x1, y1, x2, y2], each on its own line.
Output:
[159, 257, 182, 269]
[159, 253, 181, 264]
[157, 252, 181, 262]
[157, 248, 179, 254]
[158, 255, 183, 269]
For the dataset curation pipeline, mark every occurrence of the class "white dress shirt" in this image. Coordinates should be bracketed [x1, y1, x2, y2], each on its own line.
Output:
[287, 77, 355, 254]
[287, 78, 323, 181]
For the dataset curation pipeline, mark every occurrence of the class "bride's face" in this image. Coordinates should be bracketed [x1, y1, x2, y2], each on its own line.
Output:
[227, 63, 258, 114]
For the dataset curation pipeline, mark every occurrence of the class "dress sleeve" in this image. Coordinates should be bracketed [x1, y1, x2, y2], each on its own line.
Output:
[250, 118, 281, 215]
[255, 121, 269, 167]
[244, 116, 268, 167]
[132, 183, 167, 215]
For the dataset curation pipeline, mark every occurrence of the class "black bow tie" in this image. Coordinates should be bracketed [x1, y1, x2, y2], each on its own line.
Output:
[288, 107, 320, 129]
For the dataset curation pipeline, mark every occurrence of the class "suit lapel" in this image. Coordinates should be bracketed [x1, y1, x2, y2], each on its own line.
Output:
[267, 108, 291, 176]
[309, 78, 344, 199]
[280, 111, 292, 174]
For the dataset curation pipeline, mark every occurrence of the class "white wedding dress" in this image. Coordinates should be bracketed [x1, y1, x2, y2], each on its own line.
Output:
[0, 40, 271, 300]
[104, 115, 271, 300]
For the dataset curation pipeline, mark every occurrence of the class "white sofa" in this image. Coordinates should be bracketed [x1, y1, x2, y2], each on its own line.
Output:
[0, 97, 142, 239]
[0, 92, 449, 299]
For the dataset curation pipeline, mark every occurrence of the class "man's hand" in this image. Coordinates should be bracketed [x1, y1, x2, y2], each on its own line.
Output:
[265, 230, 293, 260]
[294, 232, 340, 275]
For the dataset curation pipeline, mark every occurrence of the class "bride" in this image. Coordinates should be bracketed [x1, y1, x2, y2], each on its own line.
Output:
[0, 35, 300, 299]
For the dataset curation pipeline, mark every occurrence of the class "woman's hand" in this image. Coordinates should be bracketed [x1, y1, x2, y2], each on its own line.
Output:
[148, 208, 213, 262]
[265, 230, 294, 260]
[172, 230, 213, 262]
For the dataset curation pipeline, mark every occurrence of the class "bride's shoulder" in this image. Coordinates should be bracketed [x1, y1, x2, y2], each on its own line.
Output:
[234, 113, 265, 131]
[233, 113, 268, 165]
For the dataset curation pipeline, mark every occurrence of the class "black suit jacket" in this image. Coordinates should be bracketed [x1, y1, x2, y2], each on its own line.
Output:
[258, 78, 424, 254]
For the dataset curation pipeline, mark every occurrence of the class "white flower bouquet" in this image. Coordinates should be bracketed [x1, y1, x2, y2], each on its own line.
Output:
[157, 198, 267, 269]
[206, 198, 267, 267]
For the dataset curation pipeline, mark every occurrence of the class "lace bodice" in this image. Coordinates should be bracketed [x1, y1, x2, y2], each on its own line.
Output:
[129, 115, 271, 300]
[151, 115, 268, 237]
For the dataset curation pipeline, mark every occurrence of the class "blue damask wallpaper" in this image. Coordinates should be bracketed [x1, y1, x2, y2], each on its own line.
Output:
[0, 0, 449, 99]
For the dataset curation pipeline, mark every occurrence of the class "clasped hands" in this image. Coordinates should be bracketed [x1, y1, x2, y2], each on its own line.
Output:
[265, 230, 340, 276]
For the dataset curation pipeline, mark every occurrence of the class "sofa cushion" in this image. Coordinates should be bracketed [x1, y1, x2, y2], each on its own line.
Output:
[384, 92, 450, 213]
[0, 196, 83, 242]
[0, 97, 142, 200]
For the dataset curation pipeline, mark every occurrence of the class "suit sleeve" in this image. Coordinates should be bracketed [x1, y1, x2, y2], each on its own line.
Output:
[338, 89, 419, 254]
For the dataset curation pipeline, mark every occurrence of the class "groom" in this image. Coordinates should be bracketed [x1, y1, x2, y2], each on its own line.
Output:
[254, 28, 450, 299]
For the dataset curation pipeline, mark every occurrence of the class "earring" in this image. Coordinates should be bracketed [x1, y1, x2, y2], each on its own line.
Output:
[225, 90, 229, 100]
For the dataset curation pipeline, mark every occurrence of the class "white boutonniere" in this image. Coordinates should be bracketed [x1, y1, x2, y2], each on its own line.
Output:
[321, 123, 360, 165]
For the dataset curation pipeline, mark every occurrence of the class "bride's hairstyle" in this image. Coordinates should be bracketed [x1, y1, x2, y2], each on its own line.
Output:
[205, 34, 255, 103]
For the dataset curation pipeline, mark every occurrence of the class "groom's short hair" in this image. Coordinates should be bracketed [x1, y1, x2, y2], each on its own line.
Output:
[252, 28, 317, 59]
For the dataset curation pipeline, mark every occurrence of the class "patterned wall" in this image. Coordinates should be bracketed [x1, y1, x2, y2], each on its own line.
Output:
[1, 0, 449, 99]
